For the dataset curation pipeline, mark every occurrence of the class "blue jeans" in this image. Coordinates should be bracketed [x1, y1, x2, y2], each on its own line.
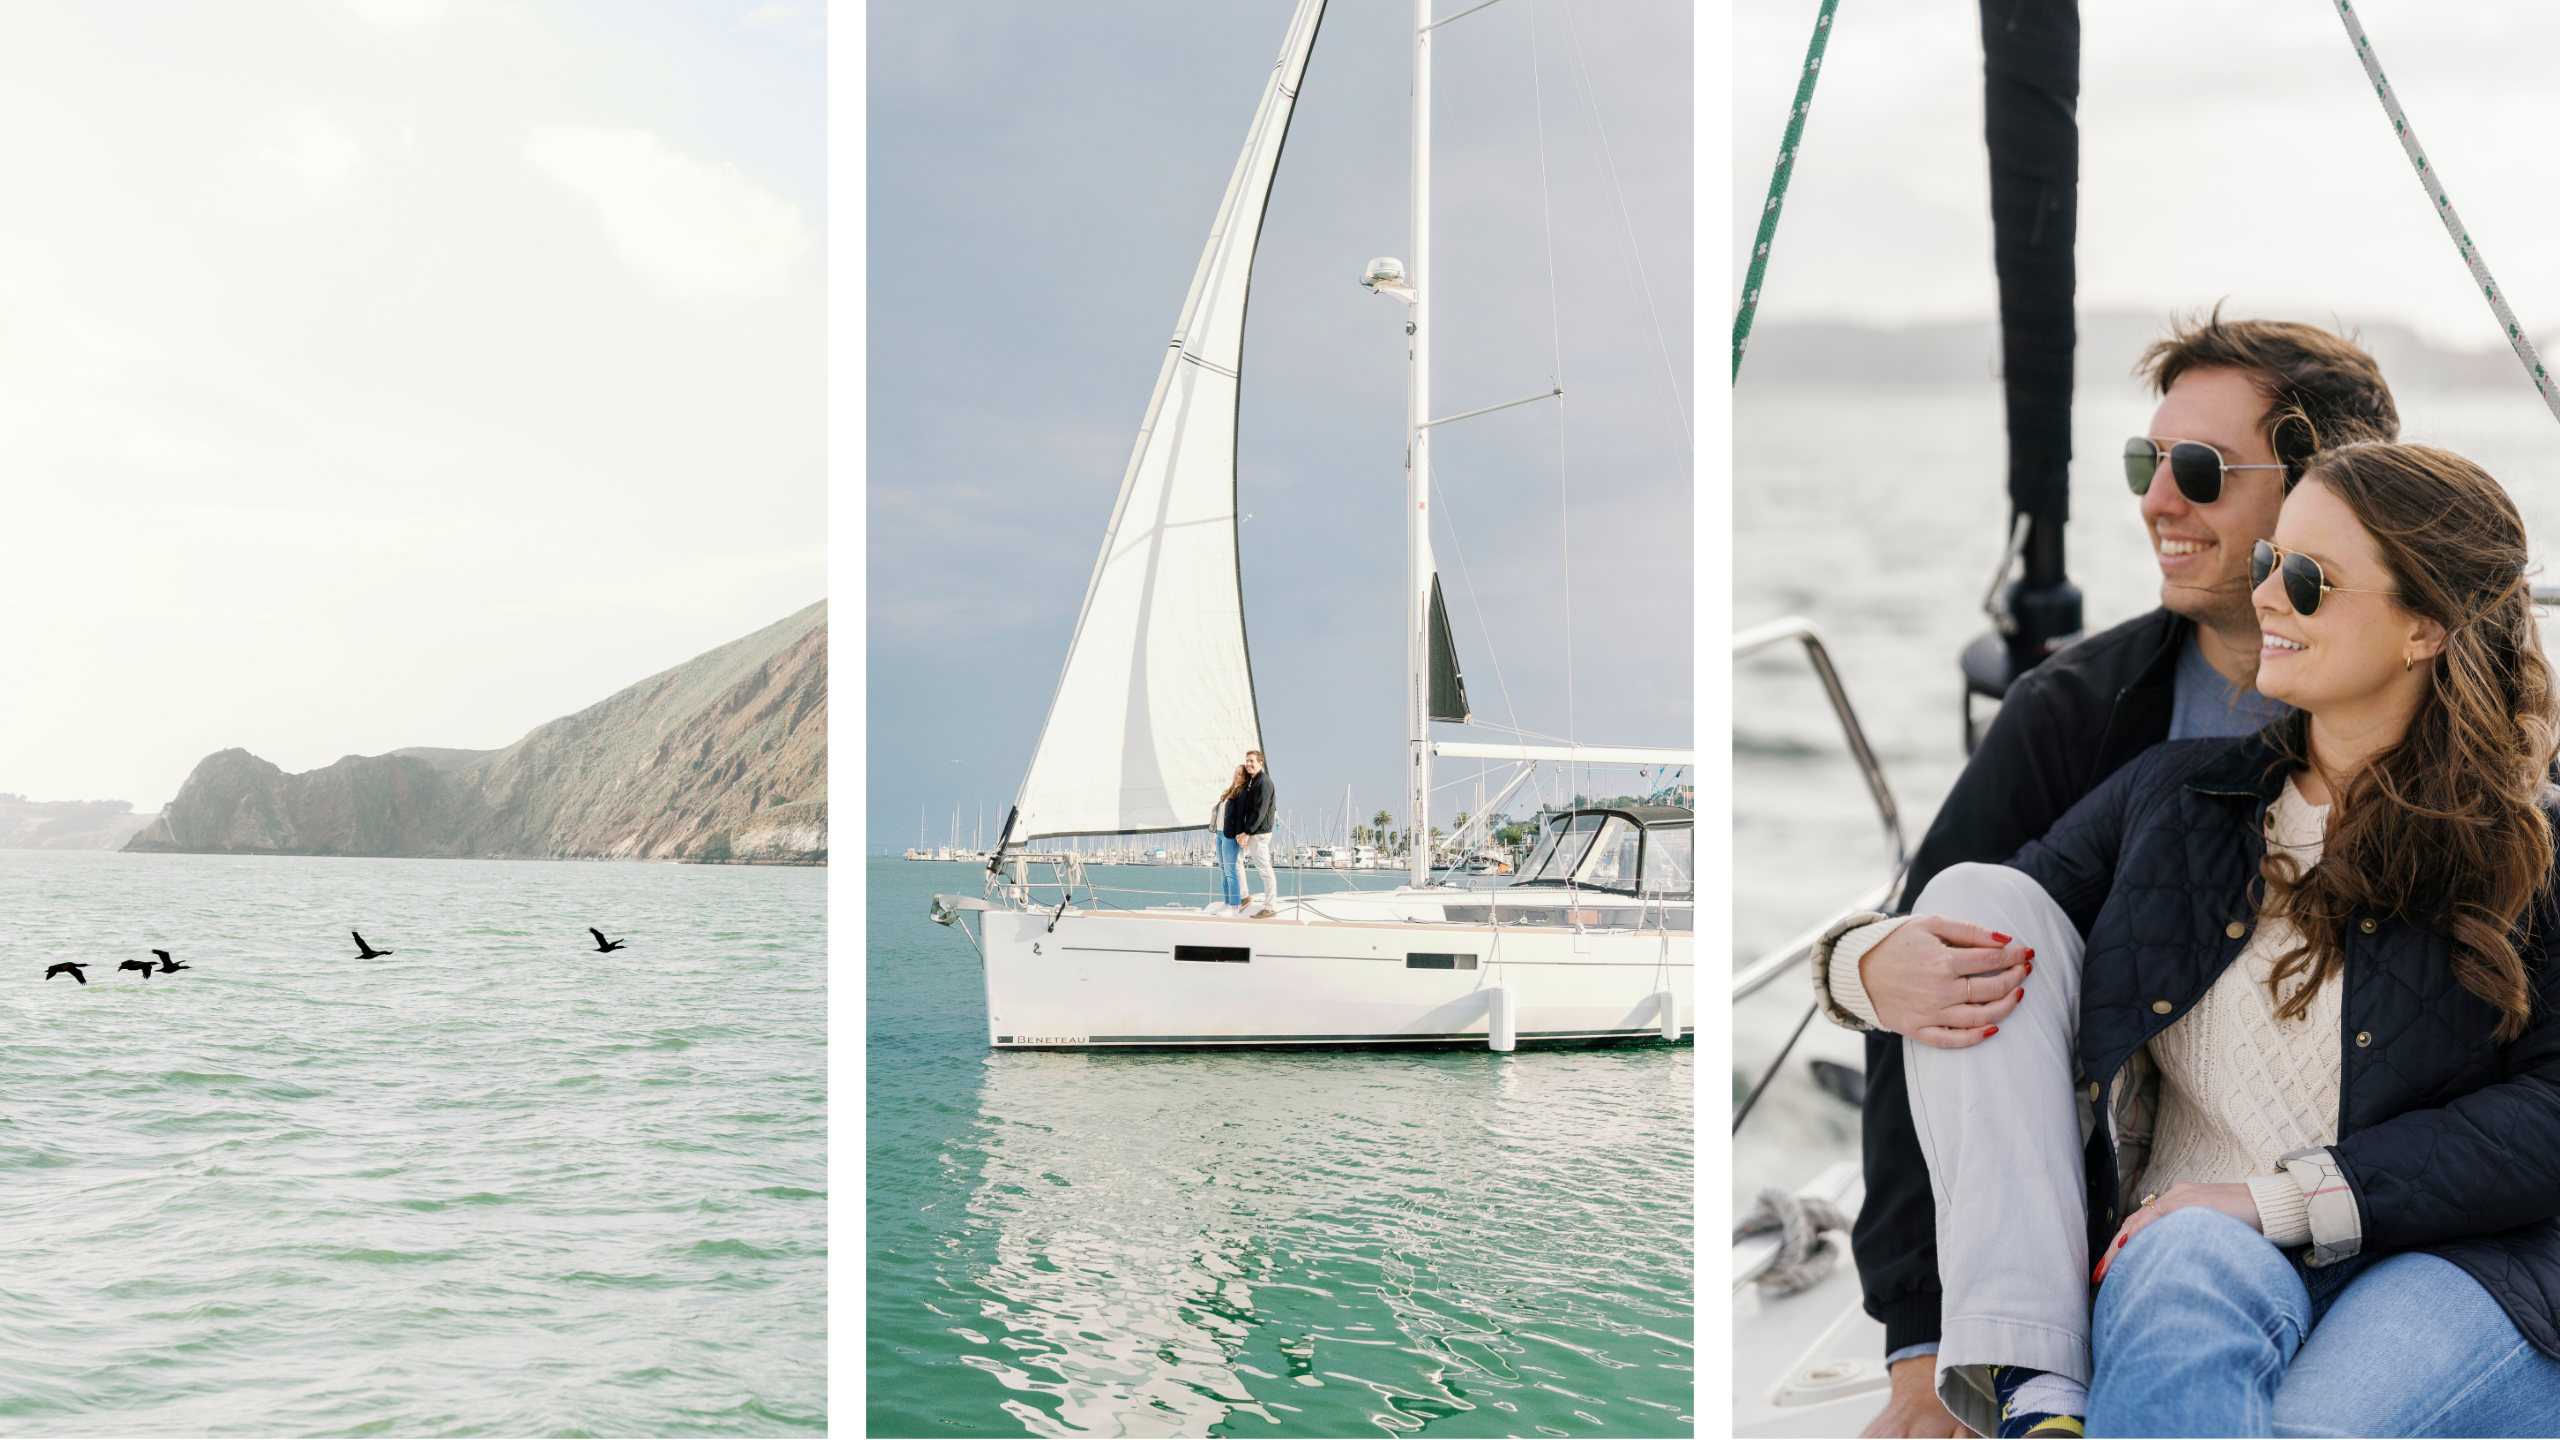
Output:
[1216, 833, 1242, 906]
[2089, 1206, 2560, 1436]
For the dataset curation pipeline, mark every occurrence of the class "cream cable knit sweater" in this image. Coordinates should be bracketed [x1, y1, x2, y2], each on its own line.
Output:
[1825, 777, 2340, 1246]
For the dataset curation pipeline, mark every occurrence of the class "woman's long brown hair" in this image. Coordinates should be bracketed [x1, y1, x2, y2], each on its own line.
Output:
[2257, 442, 2558, 1042]
[1217, 765, 1251, 806]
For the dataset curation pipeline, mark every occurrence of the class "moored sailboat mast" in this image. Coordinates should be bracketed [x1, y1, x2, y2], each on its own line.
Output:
[1404, 0, 1439, 887]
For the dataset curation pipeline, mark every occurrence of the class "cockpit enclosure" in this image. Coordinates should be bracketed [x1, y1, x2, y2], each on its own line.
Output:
[1510, 806, 1693, 899]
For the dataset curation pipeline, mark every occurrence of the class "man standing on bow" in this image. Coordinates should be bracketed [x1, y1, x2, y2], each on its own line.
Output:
[1842, 314, 2401, 1437]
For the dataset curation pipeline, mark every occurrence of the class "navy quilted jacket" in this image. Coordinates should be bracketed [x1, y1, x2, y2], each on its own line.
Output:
[2006, 731, 2560, 1358]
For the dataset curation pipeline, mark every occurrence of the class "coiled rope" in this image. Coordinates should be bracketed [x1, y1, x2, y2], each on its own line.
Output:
[1731, 0, 1839, 384]
[2332, 1, 2560, 424]
[1734, 1186, 1853, 1296]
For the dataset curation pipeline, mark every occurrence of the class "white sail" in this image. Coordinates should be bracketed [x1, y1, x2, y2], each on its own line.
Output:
[1006, 0, 1326, 843]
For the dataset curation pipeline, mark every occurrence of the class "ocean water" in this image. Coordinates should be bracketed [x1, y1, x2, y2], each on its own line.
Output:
[0, 848, 825, 1437]
[1731, 376, 2560, 1208]
[867, 856, 1694, 1437]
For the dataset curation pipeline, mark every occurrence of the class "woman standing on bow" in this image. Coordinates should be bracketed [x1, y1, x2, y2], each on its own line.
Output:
[1209, 763, 1249, 914]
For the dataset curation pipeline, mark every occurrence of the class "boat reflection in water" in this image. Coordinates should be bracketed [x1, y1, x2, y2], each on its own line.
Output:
[945, 1046, 1695, 1437]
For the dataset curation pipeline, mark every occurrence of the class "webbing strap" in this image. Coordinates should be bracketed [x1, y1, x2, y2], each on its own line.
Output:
[1731, 0, 1839, 384]
[2333, 0, 2560, 424]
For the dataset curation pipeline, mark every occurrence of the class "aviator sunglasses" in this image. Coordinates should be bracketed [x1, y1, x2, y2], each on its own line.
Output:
[2123, 437, 2289, 505]
[2251, 539, 2400, 616]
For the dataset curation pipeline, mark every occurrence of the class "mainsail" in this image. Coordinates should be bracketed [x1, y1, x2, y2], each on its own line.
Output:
[1004, 0, 1328, 844]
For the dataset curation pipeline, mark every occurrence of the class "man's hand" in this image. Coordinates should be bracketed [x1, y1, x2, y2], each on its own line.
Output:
[1859, 1355, 1977, 1439]
[2091, 1181, 2262, 1284]
[1858, 915, 2031, 1048]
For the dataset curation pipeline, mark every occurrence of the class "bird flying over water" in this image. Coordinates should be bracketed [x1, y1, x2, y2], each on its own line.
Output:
[352, 931, 392, 959]
[153, 950, 190, 974]
[117, 959, 155, 979]
[46, 962, 87, 985]
[589, 929, 626, 953]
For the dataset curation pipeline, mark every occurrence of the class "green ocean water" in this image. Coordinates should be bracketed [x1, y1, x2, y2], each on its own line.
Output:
[0, 848, 825, 1437]
[867, 856, 1695, 1437]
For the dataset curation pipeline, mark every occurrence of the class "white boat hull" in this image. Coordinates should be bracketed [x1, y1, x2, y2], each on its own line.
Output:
[975, 890, 1691, 1049]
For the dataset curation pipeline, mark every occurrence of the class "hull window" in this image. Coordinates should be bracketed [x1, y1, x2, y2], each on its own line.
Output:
[1174, 945, 1251, 964]
[1405, 953, 1479, 970]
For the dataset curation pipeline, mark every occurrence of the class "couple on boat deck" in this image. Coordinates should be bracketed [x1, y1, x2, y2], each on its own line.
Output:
[1820, 312, 2560, 1438]
[1208, 750, 1277, 918]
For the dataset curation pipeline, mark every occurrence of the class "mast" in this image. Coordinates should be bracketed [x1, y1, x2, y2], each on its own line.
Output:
[1406, 0, 1436, 888]
[1985, 0, 2081, 676]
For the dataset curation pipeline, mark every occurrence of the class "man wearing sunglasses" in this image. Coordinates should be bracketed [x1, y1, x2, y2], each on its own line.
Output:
[1841, 313, 2400, 1438]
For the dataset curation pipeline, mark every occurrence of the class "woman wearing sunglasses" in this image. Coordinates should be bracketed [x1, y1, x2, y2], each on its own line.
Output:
[1816, 441, 2560, 1436]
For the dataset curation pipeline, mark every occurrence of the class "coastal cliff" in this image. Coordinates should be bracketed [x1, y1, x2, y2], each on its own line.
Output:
[125, 601, 826, 864]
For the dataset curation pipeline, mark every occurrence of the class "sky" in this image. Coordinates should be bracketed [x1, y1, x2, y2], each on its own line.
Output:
[866, 0, 1694, 855]
[0, 0, 824, 812]
[1736, 0, 2560, 350]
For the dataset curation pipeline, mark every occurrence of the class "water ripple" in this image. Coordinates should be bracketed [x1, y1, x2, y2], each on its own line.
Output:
[0, 849, 823, 1436]
[870, 859, 1693, 1437]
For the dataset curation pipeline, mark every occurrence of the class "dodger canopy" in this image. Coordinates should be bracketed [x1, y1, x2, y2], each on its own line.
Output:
[1511, 806, 1693, 899]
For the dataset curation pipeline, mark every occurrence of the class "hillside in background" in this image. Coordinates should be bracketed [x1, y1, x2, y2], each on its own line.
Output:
[125, 601, 826, 864]
[0, 795, 161, 851]
[1740, 311, 2546, 394]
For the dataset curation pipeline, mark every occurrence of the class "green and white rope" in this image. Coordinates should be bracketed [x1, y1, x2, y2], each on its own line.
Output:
[2332, 0, 2560, 424]
[1731, 0, 1838, 384]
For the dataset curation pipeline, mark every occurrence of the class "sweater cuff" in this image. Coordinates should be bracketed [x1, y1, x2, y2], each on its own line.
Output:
[1809, 910, 1888, 1031]
[2246, 1170, 2312, 1248]
[2279, 1147, 2363, 1267]
[1818, 915, 1909, 1031]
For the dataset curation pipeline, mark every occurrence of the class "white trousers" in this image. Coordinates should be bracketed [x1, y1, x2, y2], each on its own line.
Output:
[1238, 833, 1277, 904]
[1900, 862, 2093, 1432]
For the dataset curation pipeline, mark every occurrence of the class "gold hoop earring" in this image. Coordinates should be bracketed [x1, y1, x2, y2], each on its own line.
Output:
[2405, 654, 2415, 672]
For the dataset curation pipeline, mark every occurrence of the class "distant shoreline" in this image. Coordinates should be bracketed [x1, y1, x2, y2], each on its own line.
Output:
[0, 848, 822, 867]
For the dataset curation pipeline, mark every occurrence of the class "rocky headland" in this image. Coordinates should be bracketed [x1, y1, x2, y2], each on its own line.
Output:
[124, 601, 826, 864]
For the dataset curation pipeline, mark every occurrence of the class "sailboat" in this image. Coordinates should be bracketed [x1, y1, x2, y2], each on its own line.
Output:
[929, 0, 1693, 1052]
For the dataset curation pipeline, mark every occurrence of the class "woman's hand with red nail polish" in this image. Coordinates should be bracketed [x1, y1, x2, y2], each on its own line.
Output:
[2094, 1182, 2264, 1285]
[1856, 915, 2032, 1050]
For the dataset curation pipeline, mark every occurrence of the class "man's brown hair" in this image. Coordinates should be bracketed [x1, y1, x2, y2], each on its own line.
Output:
[2136, 306, 2400, 482]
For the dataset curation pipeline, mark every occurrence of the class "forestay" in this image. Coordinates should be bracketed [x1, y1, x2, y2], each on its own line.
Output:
[1005, 0, 1327, 843]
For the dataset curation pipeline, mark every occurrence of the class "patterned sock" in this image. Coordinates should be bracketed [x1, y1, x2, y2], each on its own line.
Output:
[1989, 1365, 2087, 1438]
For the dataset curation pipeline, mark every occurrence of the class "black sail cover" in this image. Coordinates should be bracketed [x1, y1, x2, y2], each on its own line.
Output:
[1427, 574, 1470, 724]
[1983, 0, 2078, 531]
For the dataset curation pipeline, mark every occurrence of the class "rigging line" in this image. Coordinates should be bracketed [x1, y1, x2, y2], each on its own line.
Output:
[1448, 721, 1586, 744]
[2329, 0, 2560, 424]
[1556, 0, 1692, 441]
[1732, 0, 1838, 384]
[1429, 766, 1525, 797]
[1526, 0, 1576, 756]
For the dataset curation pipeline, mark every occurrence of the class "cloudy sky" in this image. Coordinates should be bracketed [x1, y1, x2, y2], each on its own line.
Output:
[1737, 0, 2560, 349]
[0, 0, 823, 812]
[867, 0, 1693, 854]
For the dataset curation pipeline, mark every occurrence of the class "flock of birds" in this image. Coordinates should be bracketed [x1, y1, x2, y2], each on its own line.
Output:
[42, 928, 630, 985]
